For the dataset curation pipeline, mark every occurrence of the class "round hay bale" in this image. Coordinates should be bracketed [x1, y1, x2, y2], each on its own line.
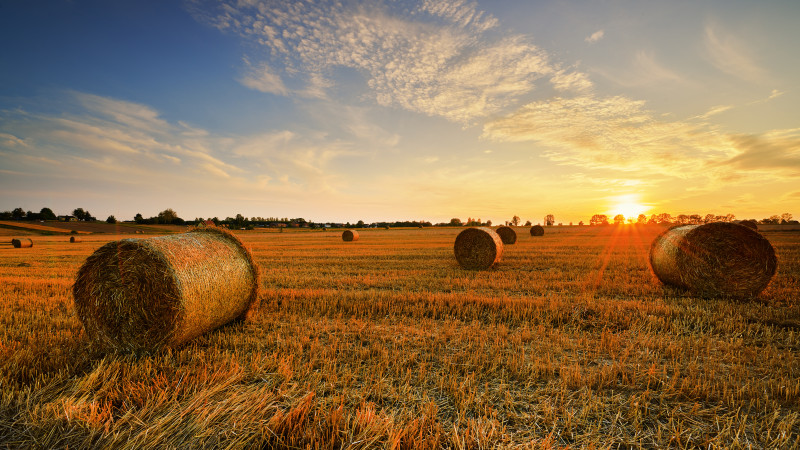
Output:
[454, 227, 503, 270]
[342, 230, 359, 242]
[69, 236, 82, 243]
[649, 222, 776, 298]
[740, 220, 758, 231]
[530, 225, 544, 236]
[496, 226, 517, 244]
[11, 238, 33, 248]
[73, 227, 260, 352]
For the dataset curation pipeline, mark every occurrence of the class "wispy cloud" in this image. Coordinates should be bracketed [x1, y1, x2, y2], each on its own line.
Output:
[721, 129, 800, 176]
[0, 92, 356, 205]
[585, 30, 604, 43]
[482, 95, 737, 178]
[239, 59, 288, 96]
[550, 68, 593, 92]
[191, 0, 556, 124]
[704, 22, 766, 82]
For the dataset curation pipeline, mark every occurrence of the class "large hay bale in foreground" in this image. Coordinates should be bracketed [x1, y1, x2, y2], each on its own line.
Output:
[454, 227, 503, 270]
[11, 238, 33, 248]
[73, 227, 259, 352]
[496, 226, 517, 244]
[649, 222, 776, 298]
[530, 225, 544, 236]
[69, 236, 82, 243]
[342, 230, 359, 242]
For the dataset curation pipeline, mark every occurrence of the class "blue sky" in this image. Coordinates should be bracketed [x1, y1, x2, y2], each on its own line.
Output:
[1, 0, 798, 224]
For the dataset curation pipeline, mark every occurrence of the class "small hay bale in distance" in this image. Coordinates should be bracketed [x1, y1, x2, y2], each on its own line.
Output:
[73, 227, 259, 352]
[530, 225, 544, 236]
[11, 238, 33, 248]
[69, 236, 82, 243]
[649, 222, 777, 298]
[453, 227, 504, 270]
[740, 219, 758, 231]
[496, 226, 517, 244]
[342, 230, 359, 242]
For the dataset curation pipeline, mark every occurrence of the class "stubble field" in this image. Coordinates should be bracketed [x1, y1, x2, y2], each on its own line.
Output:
[1, 225, 798, 448]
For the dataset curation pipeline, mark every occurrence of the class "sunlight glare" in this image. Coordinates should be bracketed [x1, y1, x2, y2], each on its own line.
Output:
[608, 194, 648, 222]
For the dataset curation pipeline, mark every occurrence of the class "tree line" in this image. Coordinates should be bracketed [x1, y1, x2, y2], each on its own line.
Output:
[1, 207, 796, 228]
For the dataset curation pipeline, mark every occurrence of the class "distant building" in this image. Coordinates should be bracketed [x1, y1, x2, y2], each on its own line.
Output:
[58, 215, 78, 222]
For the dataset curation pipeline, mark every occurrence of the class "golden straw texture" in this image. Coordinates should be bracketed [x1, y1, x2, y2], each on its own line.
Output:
[73, 228, 259, 352]
[453, 227, 504, 270]
[649, 222, 777, 298]
[496, 226, 517, 245]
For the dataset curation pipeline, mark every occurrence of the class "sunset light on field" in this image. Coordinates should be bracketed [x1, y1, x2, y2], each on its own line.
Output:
[1, 1, 797, 224]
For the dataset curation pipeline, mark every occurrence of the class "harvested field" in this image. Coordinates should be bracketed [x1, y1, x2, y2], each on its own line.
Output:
[1, 225, 798, 447]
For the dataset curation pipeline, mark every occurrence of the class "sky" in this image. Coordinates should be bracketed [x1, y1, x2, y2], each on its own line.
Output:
[1, 0, 798, 224]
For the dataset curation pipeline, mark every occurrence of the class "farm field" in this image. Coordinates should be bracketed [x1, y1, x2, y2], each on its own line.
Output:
[1, 225, 798, 448]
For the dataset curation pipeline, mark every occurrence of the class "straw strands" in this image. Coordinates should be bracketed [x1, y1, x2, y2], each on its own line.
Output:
[496, 226, 517, 245]
[11, 238, 33, 248]
[649, 222, 777, 298]
[342, 230, 359, 242]
[530, 225, 544, 236]
[73, 227, 260, 352]
[453, 227, 504, 270]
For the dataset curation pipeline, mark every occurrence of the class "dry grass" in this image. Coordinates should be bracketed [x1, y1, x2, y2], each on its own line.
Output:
[650, 223, 777, 298]
[72, 227, 259, 352]
[0, 225, 798, 448]
[453, 227, 504, 270]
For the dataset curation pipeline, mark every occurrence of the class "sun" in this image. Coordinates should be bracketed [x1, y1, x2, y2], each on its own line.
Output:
[607, 195, 648, 222]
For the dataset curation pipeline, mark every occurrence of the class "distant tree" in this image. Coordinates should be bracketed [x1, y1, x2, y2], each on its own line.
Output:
[73, 208, 86, 220]
[544, 214, 555, 226]
[134, 213, 144, 224]
[449, 218, 463, 226]
[637, 214, 647, 224]
[704, 213, 716, 224]
[613, 214, 625, 225]
[761, 215, 781, 225]
[106, 215, 117, 224]
[524, 220, 532, 226]
[781, 213, 793, 224]
[676, 214, 689, 224]
[486, 220, 492, 227]
[512, 215, 521, 226]
[26, 210, 40, 220]
[656, 213, 673, 224]
[356, 220, 365, 228]
[689, 214, 703, 224]
[39, 207, 57, 220]
[158, 209, 179, 224]
[578, 221, 584, 226]
[0, 211, 12, 220]
[590, 214, 609, 226]
[12, 207, 25, 220]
